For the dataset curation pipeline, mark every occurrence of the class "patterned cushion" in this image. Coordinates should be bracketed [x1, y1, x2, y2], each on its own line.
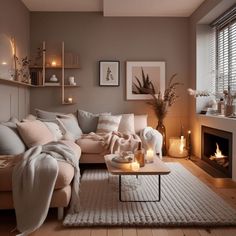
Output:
[96, 115, 122, 133]
[77, 109, 111, 134]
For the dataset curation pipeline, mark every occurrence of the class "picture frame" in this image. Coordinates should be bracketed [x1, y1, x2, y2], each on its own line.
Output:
[126, 61, 165, 100]
[99, 61, 120, 87]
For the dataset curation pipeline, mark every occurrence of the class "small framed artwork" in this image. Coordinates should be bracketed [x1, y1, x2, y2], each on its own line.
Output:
[99, 61, 120, 87]
[126, 61, 165, 100]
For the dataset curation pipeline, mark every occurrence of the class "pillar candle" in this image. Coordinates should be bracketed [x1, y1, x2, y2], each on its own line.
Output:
[146, 149, 154, 163]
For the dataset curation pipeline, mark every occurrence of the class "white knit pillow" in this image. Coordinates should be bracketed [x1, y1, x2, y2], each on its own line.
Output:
[96, 115, 122, 133]
[118, 113, 135, 134]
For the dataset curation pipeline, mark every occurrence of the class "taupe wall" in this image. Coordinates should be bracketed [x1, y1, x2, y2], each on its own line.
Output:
[0, 0, 30, 121]
[30, 13, 190, 139]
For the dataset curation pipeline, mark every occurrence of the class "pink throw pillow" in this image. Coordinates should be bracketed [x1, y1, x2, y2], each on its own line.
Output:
[17, 120, 54, 148]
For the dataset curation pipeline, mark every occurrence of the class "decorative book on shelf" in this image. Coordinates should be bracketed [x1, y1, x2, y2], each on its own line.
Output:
[30, 70, 43, 86]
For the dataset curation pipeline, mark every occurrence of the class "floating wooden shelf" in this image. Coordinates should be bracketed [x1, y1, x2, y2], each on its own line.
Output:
[0, 78, 33, 87]
[62, 102, 76, 105]
[30, 65, 80, 69]
[31, 85, 80, 88]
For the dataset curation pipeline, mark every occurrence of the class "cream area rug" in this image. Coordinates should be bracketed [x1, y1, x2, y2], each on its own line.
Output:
[63, 163, 236, 227]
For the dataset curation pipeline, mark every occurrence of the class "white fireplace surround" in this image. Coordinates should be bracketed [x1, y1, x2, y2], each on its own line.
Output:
[194, 114, 236, 181]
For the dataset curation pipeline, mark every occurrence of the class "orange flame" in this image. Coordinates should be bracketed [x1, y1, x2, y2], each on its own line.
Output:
[215, 143, 225, 158]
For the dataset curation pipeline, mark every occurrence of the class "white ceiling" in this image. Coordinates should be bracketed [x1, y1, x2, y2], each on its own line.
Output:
[21, 0, 205, 17]
[103, 0, 205, 17]
[21, 0, 103, 12]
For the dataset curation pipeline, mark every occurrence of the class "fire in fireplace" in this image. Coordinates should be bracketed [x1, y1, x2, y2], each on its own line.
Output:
[201, 126, 232, 177]
[209, 143, 229, 168]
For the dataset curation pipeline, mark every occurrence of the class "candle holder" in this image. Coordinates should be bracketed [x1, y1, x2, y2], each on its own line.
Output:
[186, 130, 192, 160]
[168, 136, 188, 158]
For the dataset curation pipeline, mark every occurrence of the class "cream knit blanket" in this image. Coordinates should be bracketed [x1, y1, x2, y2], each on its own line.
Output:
[81, 131, 141, 154]
[12, 142, 80, 236]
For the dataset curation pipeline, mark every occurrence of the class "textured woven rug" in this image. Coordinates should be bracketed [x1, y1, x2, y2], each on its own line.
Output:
[63, 163, 236, 227]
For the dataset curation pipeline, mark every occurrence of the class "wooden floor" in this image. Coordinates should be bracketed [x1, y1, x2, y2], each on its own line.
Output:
[1, 157, 236, 236]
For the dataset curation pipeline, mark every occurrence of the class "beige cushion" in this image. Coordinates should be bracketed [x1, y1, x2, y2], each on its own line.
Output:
[134, 115, 148, 134]
[76, 139, 105, 154]
[96, 115, 122, 133]
[118, 114, 135, 134]
[0, 160, 74, 191]
[17, 120, 55, 148]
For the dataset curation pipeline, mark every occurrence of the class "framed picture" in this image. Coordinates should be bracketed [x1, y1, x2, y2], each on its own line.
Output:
[99, 61, 120, 86]
[126, 61, 165, 100]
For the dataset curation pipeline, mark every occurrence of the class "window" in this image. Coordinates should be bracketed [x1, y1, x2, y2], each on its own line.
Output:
[213, 6, 236, 93]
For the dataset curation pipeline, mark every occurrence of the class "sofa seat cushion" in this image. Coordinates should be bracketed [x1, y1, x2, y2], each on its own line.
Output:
[0, 159, 75, 192]
[76, 138, 105, 154]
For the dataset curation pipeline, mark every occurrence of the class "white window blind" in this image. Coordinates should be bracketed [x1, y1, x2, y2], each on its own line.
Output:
[213, 6, 236, 93]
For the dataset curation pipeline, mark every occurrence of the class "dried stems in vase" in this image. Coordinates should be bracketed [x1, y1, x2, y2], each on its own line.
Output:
[147, 74, 182, 121]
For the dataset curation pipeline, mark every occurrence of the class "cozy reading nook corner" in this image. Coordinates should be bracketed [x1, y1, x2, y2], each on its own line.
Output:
[1, 0, 236, 235]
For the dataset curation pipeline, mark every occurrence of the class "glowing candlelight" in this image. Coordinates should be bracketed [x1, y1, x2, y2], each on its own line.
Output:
[179, 135, 185, 153]
[146, 149, 154, 163]
[67, 97, 73, 103]
[131, 161, 140, 171]
[169, 137, 188, 158]
[51, 60, 57, 66]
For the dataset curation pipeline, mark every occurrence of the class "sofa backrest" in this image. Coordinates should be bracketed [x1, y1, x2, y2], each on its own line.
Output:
[134, 115, 148, 134]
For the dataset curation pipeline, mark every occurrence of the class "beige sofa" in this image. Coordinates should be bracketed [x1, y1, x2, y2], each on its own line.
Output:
[0, 140, 81, 220]
[0, 113, 148, 219]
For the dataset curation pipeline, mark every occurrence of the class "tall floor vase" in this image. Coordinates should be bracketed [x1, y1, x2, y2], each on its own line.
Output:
[156, 120, 167, 156]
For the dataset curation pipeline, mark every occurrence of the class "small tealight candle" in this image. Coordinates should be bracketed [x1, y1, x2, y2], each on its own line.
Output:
[51, 60, 57, 66]
[67, 97, 73, 103]
[146, 149, 154, 163]
[131, 161, 140, 171]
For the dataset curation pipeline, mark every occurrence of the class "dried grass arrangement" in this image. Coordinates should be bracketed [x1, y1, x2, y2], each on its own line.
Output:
[147, 74, 182, 121]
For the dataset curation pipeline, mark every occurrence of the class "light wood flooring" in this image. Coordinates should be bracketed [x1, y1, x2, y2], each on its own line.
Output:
[1, 157, 236, 236]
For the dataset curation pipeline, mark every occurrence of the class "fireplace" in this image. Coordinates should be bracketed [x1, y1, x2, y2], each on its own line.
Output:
[201, 126, 232, 177]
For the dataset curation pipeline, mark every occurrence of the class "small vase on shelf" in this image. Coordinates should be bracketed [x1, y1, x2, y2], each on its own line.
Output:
[156, 120, 167, 156]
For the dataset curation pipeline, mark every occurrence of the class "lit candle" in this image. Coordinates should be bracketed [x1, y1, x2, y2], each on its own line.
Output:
[146, 149, 154, 163]
[188, 130, 191, 158]
[169, 137, 188, 158]
[131, 161, 140, 171]
[179, 135, 185, 154]
[51, 60, 57, 66]
[67, 97, 73, 103]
